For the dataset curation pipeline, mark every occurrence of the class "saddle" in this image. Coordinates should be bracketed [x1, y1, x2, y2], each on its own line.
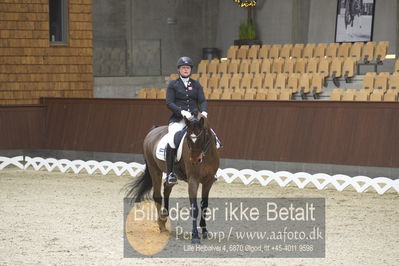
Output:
[156, 127, 222, 162]
[155, 127, 187, 162]
[155, 127, 222, 181]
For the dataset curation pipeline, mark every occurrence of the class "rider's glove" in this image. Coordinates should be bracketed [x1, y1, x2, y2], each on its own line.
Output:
[201, 111, 208, 118]
[181, 110, 192, 119]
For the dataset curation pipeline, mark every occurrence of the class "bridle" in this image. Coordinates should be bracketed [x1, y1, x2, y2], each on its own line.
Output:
[187, 127, 213, 162]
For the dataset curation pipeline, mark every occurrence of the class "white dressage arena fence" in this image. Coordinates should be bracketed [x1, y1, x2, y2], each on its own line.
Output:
[1, 156, 398, 195]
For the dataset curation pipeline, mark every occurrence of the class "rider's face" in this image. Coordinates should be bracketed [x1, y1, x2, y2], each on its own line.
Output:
[178, 65, 192, 78]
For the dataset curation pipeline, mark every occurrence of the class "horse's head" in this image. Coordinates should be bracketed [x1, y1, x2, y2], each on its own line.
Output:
[184, 114, 211, 165]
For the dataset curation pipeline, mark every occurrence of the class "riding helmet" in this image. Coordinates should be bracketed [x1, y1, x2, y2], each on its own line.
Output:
[176, 56, 193, 68]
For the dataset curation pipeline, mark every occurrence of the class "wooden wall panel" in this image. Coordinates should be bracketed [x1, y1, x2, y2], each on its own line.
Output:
[0, 3, 48, 13]
[37, 98, 399, 168]
[0, 47, 93, 56]
[69, 4, 91, 13]
[0, 0, 93, 105]
[207, 100, 399, 167]
[1, 99, 399, 168]
[43, 98, 168, 153]
[0, 73, 93, 82]
[0, 105, 46, 149]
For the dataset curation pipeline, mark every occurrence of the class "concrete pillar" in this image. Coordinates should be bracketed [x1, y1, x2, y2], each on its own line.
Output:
[201, 0, 219, 48]
[126, 0, 134, 76]
[292, 0, 310, 44]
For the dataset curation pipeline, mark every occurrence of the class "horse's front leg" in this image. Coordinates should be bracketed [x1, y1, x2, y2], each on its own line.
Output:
[188, 178, 200, 244]
[200, 177, 215, 239]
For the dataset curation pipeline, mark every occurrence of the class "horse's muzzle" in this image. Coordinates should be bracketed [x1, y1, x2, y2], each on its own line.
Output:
[190, 153, 203, 165]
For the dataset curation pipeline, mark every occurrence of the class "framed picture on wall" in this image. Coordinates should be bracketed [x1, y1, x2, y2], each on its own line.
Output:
[335, 0, 376, 42]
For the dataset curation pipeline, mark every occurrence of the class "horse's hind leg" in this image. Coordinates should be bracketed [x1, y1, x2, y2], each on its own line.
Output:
[148, 165, 167, 232]
[162, 181, 175, 224]
[200, 177, 215, 239]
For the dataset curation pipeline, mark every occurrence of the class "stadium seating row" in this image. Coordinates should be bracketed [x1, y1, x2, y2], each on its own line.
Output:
[191, 58, 356, 80]
[330, 88, 398, 101]
[362, 72, 399, 91]
[137, 88, 166, 99]
[204, 88, 294, 101]
[226, 41, 389, 62]
[197, 72, 323, 98]
[136, 86, 296, 100]
[137, 83, 398, 102]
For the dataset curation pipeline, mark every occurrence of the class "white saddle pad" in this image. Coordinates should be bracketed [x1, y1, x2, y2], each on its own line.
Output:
[155, 132, 186, 161]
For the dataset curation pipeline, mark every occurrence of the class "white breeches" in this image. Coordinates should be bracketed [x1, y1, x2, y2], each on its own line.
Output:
[167, 119, 186, 148]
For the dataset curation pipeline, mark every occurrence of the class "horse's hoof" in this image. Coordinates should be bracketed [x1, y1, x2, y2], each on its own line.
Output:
[202, 230, 208, 239]
[166, 180, 177, 186]
[158, 221, 167, 233]
[166, 174, 178, 185]
[191, 238, 201, 245]
[160, 230, 169, 236]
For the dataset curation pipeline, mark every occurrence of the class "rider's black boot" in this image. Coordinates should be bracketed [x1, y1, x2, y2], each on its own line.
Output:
[165, 144, 178, 185]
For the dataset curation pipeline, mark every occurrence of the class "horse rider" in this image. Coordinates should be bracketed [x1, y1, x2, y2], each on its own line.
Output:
[165, 56, 208, 185]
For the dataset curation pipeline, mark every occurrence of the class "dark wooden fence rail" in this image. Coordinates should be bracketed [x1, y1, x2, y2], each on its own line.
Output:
[1, 98, 399, 168]
[0, 105, 46, 149]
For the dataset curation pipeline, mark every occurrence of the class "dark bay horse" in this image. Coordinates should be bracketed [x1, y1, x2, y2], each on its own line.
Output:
[125, 114, 219, 244]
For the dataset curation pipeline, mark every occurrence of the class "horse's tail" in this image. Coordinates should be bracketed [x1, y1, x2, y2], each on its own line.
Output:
[124, 161, 153, 203]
